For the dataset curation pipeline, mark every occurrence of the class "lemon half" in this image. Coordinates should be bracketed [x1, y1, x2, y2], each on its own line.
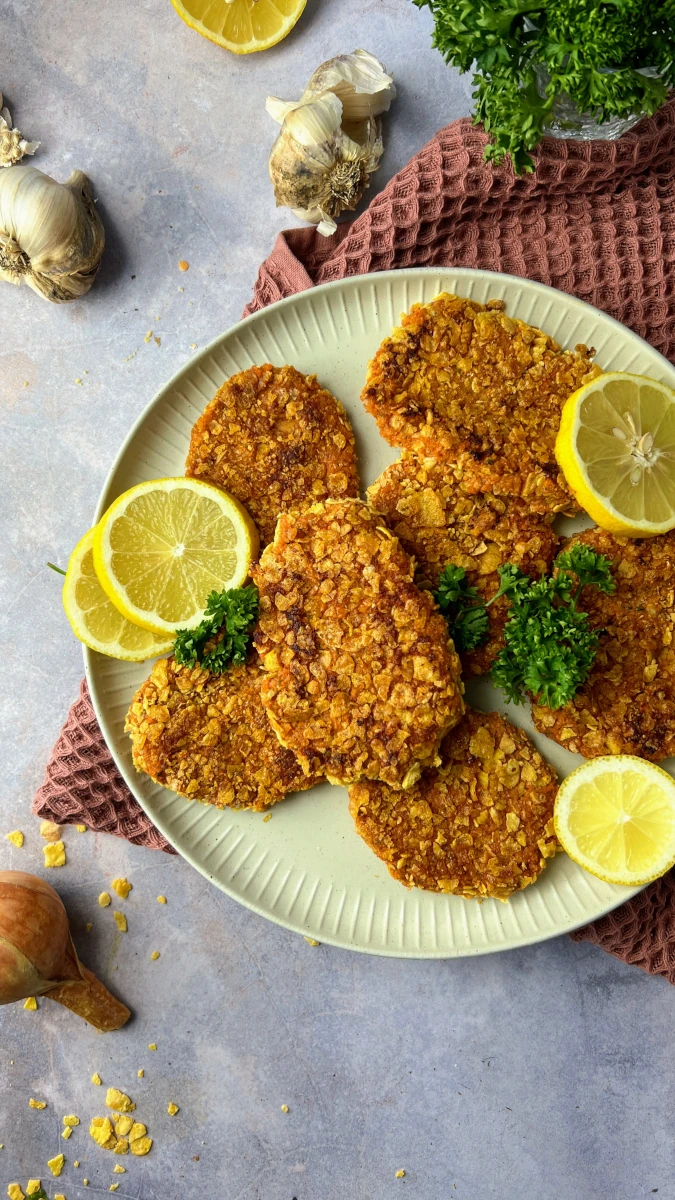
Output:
[554, 756, 675, 886]
[556, 372, 675, 535]
[170, 0, 307, 54]
[63, 529, 173, 661]
[93, 478, 258, 636]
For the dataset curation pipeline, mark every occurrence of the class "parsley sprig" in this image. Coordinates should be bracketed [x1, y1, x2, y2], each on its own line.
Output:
[491, 544, 615, 708]
[434, 545, 615, 708]
[173, 585, 259, 674]
[413, 0, 675, 173]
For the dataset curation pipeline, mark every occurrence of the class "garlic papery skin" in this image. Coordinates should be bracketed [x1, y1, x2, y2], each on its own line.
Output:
[0, 165, 105, 302]
[266, 49, 396, 126]
[0, 94, 39, 167]
[268, 92, 384, 237]
[0, 870, 130, 1030]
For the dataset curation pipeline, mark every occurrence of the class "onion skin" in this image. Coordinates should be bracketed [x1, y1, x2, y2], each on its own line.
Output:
[0, 870, 130, 1031]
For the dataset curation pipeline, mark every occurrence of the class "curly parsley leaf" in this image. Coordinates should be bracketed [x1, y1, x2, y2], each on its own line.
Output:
[173, 585, 259, 675]
[489, 545, 615, 708]
[413, 0, 675, 172]
[433, 564, 490, 652]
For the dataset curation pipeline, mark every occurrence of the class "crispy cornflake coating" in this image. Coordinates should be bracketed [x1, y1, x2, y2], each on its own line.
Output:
[361, 293, 600, 514]
[532, 528, 675, 761]
[252, 498, 464, 789]
[367, 452, 559, 674]
[126, 655, 319, 810]
[186, 363, 359, 545]
[349, 710, 559, 899]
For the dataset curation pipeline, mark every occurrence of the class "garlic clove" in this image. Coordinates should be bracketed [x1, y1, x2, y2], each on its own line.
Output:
[0, 94, 39, 167]
[0, 165, 104, 302]
[267, 49, 395, 126]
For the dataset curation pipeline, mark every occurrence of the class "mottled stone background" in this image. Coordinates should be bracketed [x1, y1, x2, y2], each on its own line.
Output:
[0, 2, 673, 1198]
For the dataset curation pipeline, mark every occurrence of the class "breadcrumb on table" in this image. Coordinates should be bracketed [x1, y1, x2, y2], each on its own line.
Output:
[253, 499, 464, 788]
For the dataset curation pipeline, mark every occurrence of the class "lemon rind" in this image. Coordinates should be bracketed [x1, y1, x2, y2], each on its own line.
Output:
[170, 0, 307, 54]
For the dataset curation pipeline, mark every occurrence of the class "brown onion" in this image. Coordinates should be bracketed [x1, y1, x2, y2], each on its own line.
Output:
[0, 870, 130, 1031]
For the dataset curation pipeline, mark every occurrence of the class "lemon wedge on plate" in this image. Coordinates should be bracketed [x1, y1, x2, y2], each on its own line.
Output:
[63, 529, 173, 661]
[170, 0, 307, 54]
[93, 478, 258, 636]
[554, 756, 675, 886]
[556, 372, 675, 535]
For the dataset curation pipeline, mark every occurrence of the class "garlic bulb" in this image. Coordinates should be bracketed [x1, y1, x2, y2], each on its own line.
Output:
[268, 90, 385, 237]
[0, 94, 39, 167]
[0, 165, 105, 302]
[0, 870, 130, 1031]
[266, 49, 396, 127]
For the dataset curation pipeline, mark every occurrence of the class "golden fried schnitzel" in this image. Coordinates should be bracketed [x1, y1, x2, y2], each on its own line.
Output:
[367, 452, 559, 674]
[126, 655, 320, 810]
[533, 528, 675, 761]
[186, 364, 359, 546]
[361, 293, 600, 515]
[349, 710, 559, 899]
[252, 498, 464, 789]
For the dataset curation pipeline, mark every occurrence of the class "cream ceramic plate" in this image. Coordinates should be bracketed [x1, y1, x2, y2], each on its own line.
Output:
[86, 268, 675, 957]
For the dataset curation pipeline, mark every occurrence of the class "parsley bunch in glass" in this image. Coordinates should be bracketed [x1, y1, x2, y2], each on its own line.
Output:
[173, 585, 258, 674]
[434, 544, 615, 709]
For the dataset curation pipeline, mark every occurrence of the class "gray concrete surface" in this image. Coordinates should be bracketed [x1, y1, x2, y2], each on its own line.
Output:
[0, 2, 673, 1197]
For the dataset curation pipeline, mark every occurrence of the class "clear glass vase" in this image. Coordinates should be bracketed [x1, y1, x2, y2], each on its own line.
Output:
[534, 65, 660, 141]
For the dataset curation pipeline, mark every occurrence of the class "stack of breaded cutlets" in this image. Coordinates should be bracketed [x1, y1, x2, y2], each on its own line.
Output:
[127, 294, 675, 900]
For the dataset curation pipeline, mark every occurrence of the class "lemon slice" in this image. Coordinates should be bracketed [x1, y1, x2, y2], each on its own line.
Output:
[554, 756, 675, 886]
[63, 529, 173, 661]
[556, 372, 675, 535]
[93, 478, 258, 636]
[170, 0, 307, 54]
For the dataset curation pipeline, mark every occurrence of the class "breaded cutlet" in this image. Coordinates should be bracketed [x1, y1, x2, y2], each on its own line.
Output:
[252, 498, 465, 789]
[186, 364, 359, 546]
[367, 452, 559, 675]
[349, 710, 559, 899]
[533, 528, 675, 761]
[361, 293, 600, 515]
[125, 655, 321, 811]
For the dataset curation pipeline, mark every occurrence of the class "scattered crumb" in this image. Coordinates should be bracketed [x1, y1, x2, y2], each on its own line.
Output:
[86, 922, 92, 932]
[106, 1088, 134, 1113]
[114, 1116, 133, 1137]
[43, 841, 66, 867]
[150, 951, 160, 961]
[22, 380, 28, 387]
[124, 349, 138, 363]
[39, 820, 61, 841]
[129, 1123, 146, 1143]
[148, 1043, 157, 1051]
[98, 892, 111, 908]
[281, 1105, 289, 1114]
[54, 1196, 66, 1200]
[113, 912, 127, 933]
[5, 831, 24, 848]
[23, 997, 37, 1011]
[28, 1099, 46, 1110]
[144, 330, 153, 343]
[113, 1138, 129, 1156]
[154, 336, 161, 347]
[396, 1170, 406, 1179]
[91, 1073, 102, 1086]
[47, 1153, 65, 1177]
[76, 824, 87, 832]
[7, 1185, 24, 1200]
[189, 342, 197, 349]
[262, 813, 272, 823]
[63, 1116, 80, 1127]
[113, 1165, 125, 1174]
[90, 1116, 116, 1148]
[193, 1155, 199, 1162]
[73, 1161, 80, 1168]
[167, 1102, 179, 1116]
[61, 1127, 72, 1140]
[178, 286, 184, 292]
[130, 1136, 152, 1157]
[110, 877, 132, 899]
[26, 1183, 41, 1195]
[157, 896, 167, 904]
[110, 1186, 119, 1193]
[304, 937, 320, 947]
[83, 1179, 89, 1186]
[178, 260, 189, 271]
[137, 1069, 144, 1078]
[75, 378, 82, 385]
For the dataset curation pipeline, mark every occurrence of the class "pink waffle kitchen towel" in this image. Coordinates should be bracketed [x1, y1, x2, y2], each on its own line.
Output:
[34, 100, 675, 978]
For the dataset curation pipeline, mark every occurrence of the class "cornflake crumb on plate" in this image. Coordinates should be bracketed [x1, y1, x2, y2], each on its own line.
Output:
[137, 1069, 144, 1078]
[110, 1185, 119, 1192]
[106, 1088, 134, 1113]
[23, 997, 37, 1011]
[73, 1160, 80, 1167]
[7, 1185, 24, 1200]
[262, 813, 272, 822]
[43, 841, 66, 867]
[28, 1099, 46, 1110]
[113, 912, 127, 933]
[91, 1073, 102, 1086]
[151, 951, 160, 961]
[157, 896, 167, 904]
[113, 1165, 126, 1173]
[98, 892, 111, 907]
[54, 1195, 66, 1200]
[63, 1116, 80, 1128]
[396, 1169, 406, 1178]
[47, 1153, 64, 1177]
[39, 820, 61, 841]
[76, 824, 88, 832]
[26, 1182, 41, 1195]
[167, 1102, 179, 1116]
[5, 831, 24, 847]
[144, 330, 152, 343]
[83, 1178, 89, 1185]
[115, 1116, 133, 1137]
[280, 1105, 289, 1113]
[61, 1127, 72, 1140]
[148, 1043, 157, 1051]
[110, 877, 132, 899]
[90, 1116, 116, 1148]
